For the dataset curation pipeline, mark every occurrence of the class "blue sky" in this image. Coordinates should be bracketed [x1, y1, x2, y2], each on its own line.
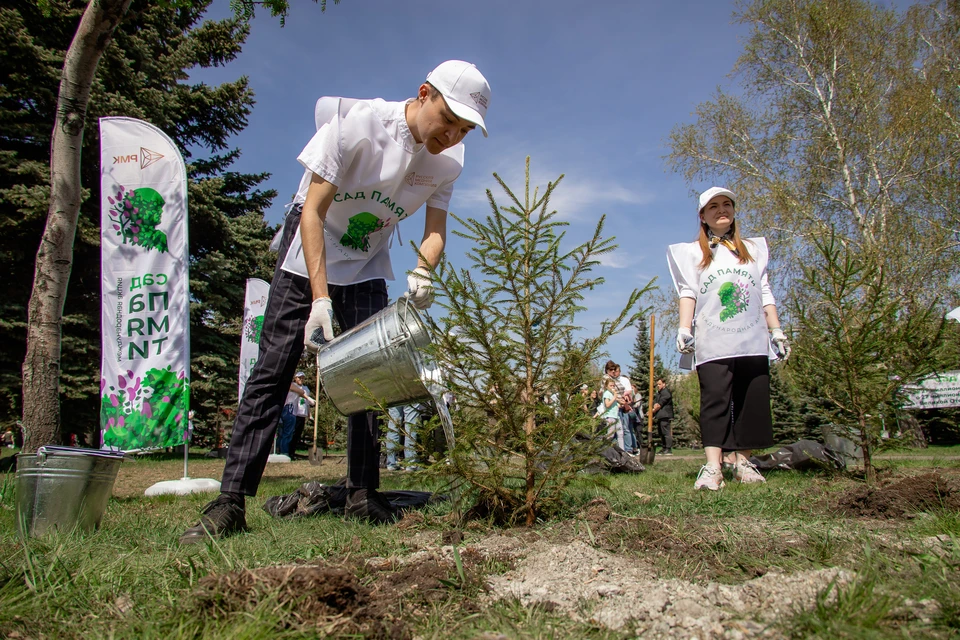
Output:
[191, 0, 752, 374]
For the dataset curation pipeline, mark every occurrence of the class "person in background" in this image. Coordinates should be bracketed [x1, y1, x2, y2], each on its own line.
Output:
[290, 373, 315, 458]
[630, 387, 646, 449]
[386, 404, 420, 471]
[595, 376, 622, 447]
[652, 377, 674, 455]
[579, 384, 593, 417]
[606, 361, 639, 454]
[667, 187, 789, 490]
[279, 372, 314, 456]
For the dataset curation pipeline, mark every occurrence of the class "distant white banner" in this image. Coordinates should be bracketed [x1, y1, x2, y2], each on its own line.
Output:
[239, 278, 270, 401]
[903, 371, 960, 410]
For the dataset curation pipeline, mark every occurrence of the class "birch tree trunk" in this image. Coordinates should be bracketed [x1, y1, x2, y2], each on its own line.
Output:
[21, 0, 133, 452]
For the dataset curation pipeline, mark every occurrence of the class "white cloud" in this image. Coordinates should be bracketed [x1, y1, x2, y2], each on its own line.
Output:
[597, 249, 633, 269]
[456, 171, 654, 222]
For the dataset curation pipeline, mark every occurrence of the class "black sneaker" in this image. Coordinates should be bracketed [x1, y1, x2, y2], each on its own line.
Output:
[179, 494, 248, 544]
[662, 449, 673, 456]
[344, 488, 399, 524]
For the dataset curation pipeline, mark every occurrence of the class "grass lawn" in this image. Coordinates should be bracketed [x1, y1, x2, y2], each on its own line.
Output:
[1, 450, 958, 638]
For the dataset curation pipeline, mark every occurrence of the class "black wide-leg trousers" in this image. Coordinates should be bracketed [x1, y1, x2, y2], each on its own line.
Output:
[697, 355, 773, 451]
[220, 207, 388, 496]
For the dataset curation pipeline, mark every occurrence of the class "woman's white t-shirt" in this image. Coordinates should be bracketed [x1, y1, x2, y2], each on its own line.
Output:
[667, 238, 776, 365]
[280, 97, 465, 285]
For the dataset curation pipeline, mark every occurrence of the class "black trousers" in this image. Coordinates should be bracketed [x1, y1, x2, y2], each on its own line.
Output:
[220, 208, 388, 496]
[697, 355, 773, 451]
[657, 418, 673, 450]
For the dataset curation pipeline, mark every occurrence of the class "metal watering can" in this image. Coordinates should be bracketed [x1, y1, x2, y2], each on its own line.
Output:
[316, 296, 455, 447]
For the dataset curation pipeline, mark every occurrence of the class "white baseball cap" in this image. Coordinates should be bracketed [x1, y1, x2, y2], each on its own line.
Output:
[698, 187, 736, 214]
[426, 60, 490, 137]
[295, 371, 306, 378]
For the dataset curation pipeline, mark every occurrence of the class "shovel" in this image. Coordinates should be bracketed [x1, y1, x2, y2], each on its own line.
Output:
[309, 365, 323, 465]
[637, 314, 657, 466]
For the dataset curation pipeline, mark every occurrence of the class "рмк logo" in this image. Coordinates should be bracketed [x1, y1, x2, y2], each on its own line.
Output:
[111, 147, 164, 169]
[139, 147, 164, 169]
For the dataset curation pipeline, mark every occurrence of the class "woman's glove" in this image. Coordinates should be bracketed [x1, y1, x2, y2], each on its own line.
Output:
[770, 327, 791, 361]
[306, 397, 317, 407]
[406, 266, 434, 310]
[676, 327, 695, 354]
[304, 297, 334, 351]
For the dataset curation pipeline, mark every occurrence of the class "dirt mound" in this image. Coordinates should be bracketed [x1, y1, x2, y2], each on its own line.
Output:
[193, 564, 397, 636]
[835, 472, 960, 519]
[194, 552, 484, 638]
[581, 497, 613, 523]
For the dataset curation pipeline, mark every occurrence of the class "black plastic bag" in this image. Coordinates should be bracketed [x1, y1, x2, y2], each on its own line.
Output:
[262, 477, 438, 519]
[748, 439, 847, 472]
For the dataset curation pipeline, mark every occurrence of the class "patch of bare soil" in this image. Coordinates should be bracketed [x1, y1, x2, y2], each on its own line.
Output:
[483, 538, 851, 639]
[835, 472, 960, 519]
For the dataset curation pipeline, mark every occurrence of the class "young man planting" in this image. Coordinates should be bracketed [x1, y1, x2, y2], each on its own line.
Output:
[180, 60, 491, 543]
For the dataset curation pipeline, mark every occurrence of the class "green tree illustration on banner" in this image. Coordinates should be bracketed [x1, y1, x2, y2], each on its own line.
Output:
[101, 366, 188, 449]
[107, 185, 169, 253]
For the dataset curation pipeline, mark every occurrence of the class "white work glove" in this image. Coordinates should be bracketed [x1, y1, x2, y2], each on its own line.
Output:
[406, 266, 434, 310]
[770, 327, 791, 362]
[676, 327, 695, 354]
[304, 297, 334, 352]
[306, 396, 316, 407]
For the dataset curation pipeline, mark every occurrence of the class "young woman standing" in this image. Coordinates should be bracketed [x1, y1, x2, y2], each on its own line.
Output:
[667, 187, 790, 490]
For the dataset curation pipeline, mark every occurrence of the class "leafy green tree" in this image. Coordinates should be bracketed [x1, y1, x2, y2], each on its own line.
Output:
[668, 0, 960, 300]
[422, 158, 653, 526]
[2, 0, 277, 447]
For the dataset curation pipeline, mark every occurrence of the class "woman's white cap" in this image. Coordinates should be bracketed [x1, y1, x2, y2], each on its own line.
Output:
[698, 187, 736, 214]
[426, 60, 490, 137]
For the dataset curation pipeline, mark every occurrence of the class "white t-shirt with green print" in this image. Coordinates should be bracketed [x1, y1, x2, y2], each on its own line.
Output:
[667, 238, 776, 365]
[280, 97, 464, 285]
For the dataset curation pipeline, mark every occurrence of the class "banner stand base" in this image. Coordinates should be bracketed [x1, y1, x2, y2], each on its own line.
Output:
[144, 477, 221, 496]
[267, 454, 291, 464]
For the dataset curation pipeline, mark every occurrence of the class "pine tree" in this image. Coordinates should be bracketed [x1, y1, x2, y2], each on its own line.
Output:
[769, 364, 824, 444]
[790, 229, 943, 483]
[0, 0, 276, 444]
[422, 158, 653, 526]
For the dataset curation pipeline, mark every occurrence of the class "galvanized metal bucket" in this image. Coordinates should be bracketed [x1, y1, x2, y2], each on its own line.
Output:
[319, 296, 435, 416]
[16, 446, 125, 537]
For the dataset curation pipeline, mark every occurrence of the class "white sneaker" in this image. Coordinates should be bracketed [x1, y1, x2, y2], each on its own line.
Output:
[734, 460, 766, 484]
[694, 464, 725, 491]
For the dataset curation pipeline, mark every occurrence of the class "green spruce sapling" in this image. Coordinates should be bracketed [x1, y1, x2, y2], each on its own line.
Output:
[420, 158, 653, 526]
